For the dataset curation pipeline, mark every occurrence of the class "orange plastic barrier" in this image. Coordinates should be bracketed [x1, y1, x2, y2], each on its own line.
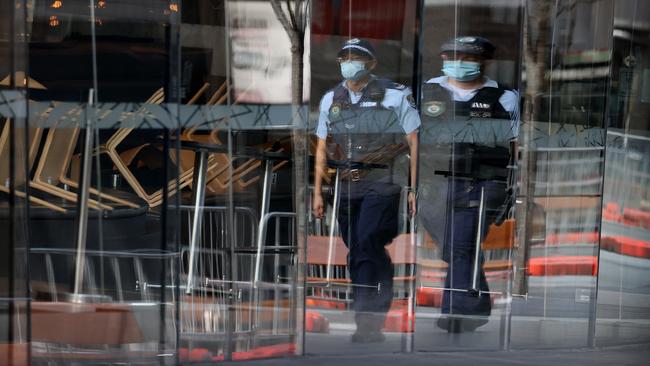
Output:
[602, 202, 622, 222]
[528, 256, 598, 276]
[601, 236, 650, 259]
[416, 287, 442, 307]
[305, 310, 330, 333]
[622, 207, 650, 229]
[228, 343, 295, 361]
[545, 232, 599, 245]
[180, 343, 296, 363]
[602, 201, 650, 230]
[383, 307, 415, 333]
[179, 347, 212, 362]
[305, 298, 347, 310]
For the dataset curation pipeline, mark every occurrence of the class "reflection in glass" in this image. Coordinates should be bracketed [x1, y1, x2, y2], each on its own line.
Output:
[1, 0, 650, 362]
[308, 0, 419, 355]
[414, 0, 522, 351]
[418, 35, 518, 333]
[596, 0, 650, 347]
[312, 37, 418, 343]
[512, 0, 612, 349]
[177, 0, 306, 362]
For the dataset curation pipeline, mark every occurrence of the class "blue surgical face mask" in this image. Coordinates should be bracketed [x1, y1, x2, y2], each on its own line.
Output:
[442, 60, 482, 81]
[340, 61, 370, 81]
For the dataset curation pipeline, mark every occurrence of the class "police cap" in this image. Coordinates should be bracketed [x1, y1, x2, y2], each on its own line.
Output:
[439, 36, 495, 59]
[337, 38, 376, 60]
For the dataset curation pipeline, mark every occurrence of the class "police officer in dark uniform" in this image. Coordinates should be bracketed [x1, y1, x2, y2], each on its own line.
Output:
[418, 36, 518, 333]
[313, 38, 419, 343]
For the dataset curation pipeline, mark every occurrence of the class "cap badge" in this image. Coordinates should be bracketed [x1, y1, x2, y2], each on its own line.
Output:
[458, 36, 476, 44]
[347, 38, 361, 45]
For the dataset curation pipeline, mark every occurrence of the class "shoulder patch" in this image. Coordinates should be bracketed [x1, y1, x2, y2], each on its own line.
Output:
[406, 94, 417, 109]
[330, 103, 341, 117]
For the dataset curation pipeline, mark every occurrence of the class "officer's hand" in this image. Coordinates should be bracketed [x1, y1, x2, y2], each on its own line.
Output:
[408, 191, 417, 217]
[313, 193, 325, 219]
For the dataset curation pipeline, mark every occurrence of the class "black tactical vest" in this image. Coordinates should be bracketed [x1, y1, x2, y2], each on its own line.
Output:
[420, 82, 511, 121]
[326, 78, 406, 170]
[420, 82, 514, 181]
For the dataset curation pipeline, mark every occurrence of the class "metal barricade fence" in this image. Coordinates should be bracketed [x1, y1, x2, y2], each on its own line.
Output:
[179, 204, 297, 350]
[306, 182, 416, 308]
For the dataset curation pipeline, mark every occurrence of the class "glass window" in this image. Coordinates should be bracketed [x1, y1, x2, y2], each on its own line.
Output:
[1, 1, 649, 363]
[308, 0, 419, 355]
[416, 0, 523, 351]
[596, 0, 650, 347]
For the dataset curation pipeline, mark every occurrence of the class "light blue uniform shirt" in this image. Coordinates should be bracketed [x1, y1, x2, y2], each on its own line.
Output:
[315, 79, 421, 140]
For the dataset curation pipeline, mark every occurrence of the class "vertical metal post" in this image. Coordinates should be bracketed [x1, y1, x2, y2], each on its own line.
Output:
[470, 186, 485, 293]
[45, 254, 57, 302]
[251, 159, 274, 346]
[260, 159, 273, 219]
[73, 89, 95, 296]
[186, 149, 208, 294]
[403, 210, 417, 353]
[273, 218, 281, 334]
[111, 257, 124, 302]
[325, 168, 341, 284]
[253, 159, 274, 288]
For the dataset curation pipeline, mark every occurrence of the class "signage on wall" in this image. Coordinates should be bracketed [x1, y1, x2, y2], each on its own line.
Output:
[228, 1, 310, 104]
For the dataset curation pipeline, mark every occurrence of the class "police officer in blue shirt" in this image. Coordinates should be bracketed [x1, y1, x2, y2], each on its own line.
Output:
[418, 36, 518, 333]
[313, 38, 420, 343]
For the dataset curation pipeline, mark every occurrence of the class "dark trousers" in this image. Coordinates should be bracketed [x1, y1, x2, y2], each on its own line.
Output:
[441, 179, 502, 317]
[337, 191, 400, 330]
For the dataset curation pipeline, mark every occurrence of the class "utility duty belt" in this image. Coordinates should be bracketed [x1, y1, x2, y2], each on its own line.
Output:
[327, 160, 388, 182]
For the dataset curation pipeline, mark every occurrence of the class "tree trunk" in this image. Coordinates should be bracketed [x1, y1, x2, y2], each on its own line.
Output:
[269, 0, 309, 353]
[291, 37, 305, 107]
[514, 0, 552, 295]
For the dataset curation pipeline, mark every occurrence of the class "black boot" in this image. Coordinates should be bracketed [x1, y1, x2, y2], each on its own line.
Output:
[437, 316, 489, 333]
[351, 312, 385, 343]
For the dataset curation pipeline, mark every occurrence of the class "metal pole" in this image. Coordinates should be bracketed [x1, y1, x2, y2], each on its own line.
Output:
[186, 149, 208, 294]
[251, 159, 274, 345]
[470, 186, 485, 293]
[73, 89, 95, 296]
[260, 159, 273, 220]
[404, 211, 417, 353]
[253, 160, 274, 288]
[325, 168, 341, 284]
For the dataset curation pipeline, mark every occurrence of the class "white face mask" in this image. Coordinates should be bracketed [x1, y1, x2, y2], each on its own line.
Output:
[340, 61, 370, 81]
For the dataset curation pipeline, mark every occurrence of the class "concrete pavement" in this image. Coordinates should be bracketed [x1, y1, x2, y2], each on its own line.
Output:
[217, 343, 650, 366]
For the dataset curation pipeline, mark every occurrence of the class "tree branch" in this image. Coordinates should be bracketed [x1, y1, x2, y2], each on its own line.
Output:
[286, 0, 298, 30]
[270, 0, 294, 36]
[297, 0, 310, 32]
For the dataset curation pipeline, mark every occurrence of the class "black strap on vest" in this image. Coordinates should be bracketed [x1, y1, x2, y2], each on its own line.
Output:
[331, 77, 388, 109]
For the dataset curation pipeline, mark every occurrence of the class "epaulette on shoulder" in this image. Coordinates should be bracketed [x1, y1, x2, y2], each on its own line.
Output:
[495, 83, 513, 92]
[384, 79, 409, 91]
[327, 83, 345, 95]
